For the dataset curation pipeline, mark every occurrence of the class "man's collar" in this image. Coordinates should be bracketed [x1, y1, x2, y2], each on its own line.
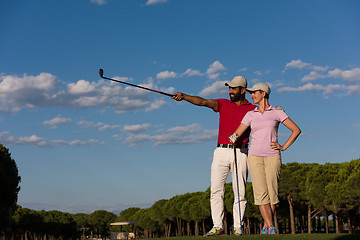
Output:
[230, 99, 251, 106]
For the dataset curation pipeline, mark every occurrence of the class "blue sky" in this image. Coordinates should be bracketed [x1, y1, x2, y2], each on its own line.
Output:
[1, 0, 359, 214]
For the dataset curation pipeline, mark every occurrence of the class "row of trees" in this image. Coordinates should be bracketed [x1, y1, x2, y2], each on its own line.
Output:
[2, 207, 117, 240]
[4, 159, 358, 239]
[1, 142, 359, 239]
[114, 159, 360, 238]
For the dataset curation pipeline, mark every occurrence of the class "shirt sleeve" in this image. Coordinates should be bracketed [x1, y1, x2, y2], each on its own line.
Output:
[214, 99, 222, 113]
[241, 111, 252, 127]
[277, 109, 289, 122]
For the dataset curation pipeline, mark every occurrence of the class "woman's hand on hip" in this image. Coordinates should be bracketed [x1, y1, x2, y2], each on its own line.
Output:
[271, 141, 284, 151]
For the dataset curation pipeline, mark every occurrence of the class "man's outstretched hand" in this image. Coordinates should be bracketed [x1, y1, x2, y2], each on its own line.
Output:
[172, 92, 184, 101]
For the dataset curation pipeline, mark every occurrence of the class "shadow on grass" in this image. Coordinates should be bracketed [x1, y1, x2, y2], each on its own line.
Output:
[333, 234, 360, 240]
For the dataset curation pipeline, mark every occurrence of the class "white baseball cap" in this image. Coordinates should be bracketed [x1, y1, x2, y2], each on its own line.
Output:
[225, 76, 247, 88]
[246, 82, 271, 95]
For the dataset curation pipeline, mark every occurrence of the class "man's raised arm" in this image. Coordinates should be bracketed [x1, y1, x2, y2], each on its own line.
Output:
[172, 92, 218, 111]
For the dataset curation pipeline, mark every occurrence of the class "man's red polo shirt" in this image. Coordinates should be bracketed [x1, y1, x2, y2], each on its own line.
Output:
[215, 99, 256, 145]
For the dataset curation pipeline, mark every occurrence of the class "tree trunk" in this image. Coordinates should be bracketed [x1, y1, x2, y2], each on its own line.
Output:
[202, 219, 206, 236]
[273, 208, 279, 234]
[246, 217, 250, 234]
[165, 223, 168, 237]
[165, 223, 171, 238]
[288, 215, 291, 233]
[287, 195, 295, 234]
[195, 221, 199, 236]
[169, 223, 172, 237]
[187, 221, 191, 236]
[224, 214, 228, 235]
[176, 217, 181, 236]
[308, 204, 311, 233]
[335, 212, 339, 233]
[348, 216, 352, 234]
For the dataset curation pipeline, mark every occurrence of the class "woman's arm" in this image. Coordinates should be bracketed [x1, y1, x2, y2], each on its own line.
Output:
[229, 123, 249, 143]
[271, 117, 301, 151]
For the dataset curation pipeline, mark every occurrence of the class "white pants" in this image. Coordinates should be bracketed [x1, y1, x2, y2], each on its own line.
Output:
[210, 147, 248, 229]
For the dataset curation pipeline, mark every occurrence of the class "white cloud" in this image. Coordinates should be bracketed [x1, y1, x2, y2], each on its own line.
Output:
[284, 59, 311, 71]
[183, 68, 204, 77]
[280, 61, 360, 96]
[90, 0, 107, 6]
[277, 83, 359, 96]
[0, 73, 57, 93]
[198, 81, 227, 97]
[88, 138, 104, 144]
[313, 65, 329, 72]
[0, 73, 167, 114]
[283, 59, 328, 73]
[0, 131, 9, 136]
[145, 99, 167, 112]
[113, 97, 150, 114]
[301, 71, 326, 82]
[43, 116, 72, 128]
[78, 120, 104, 128]
[67, 80, 96, 94]
[0, 72, 59, 112]
[168, 123, 202, 133]
[156, 71, 177, 79]
[112, 134, 122, 141]
[0, 132, 45, 146]
[51, 139, 87, 146]
[124, 128, 218, 146]
[0, 131, 103, 147]
[118, 122, 217, 147]
[18, 135, 44, 144]
[110, 76, 133, 82]
[254, 70, 262, 76]
[145, 0, 167, 5]
[328, 67, 360, 83]
[78, 120, 120, 131]
[278, 83, 333, 93]
[123, 123, 151, 133]
[68, 140, 87, 146]
[99, 124, 121, 131]
[206, 61, 226, 79]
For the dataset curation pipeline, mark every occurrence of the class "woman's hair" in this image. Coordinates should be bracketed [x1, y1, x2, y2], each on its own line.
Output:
[258, 90, 270, 99]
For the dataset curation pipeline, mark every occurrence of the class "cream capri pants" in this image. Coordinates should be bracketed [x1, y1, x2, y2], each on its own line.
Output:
[210, 147, 248, 228]
[248, 154, 281, 206]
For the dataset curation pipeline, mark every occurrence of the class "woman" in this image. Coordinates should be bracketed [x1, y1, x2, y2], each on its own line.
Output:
[229, 82, 301, 234]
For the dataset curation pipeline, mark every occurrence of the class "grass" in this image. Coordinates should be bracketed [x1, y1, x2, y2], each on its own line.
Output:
[147, 233, 359, 240]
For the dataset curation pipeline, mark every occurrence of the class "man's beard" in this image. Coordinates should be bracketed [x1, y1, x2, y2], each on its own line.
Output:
[230, 92, 242, 102]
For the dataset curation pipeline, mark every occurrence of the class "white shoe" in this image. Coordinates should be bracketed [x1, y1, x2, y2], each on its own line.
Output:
[234, 227, 243, 235]
[204, 227, 224, 236]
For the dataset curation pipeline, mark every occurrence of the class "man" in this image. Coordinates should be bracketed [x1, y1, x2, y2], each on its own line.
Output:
[172, 76, 256, 236]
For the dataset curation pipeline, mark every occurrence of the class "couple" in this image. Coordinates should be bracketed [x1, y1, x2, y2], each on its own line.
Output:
[172, 76, 301, 235]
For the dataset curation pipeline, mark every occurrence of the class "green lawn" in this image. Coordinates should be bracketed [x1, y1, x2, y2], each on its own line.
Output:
[148, 233, 359, 240]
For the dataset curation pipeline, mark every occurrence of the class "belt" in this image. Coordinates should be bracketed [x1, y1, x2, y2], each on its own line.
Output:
[217, 144, 248, 149]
